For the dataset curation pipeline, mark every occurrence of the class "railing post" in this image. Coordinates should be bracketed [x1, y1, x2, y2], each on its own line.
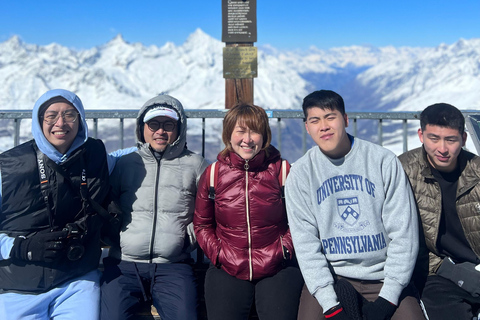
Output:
[202, 118, 206, 158]
[277, 118, 281, 153]
[403, 119, 408, 153]
[14, 118, 21, 147]
[93, 118, 98, 139]
[378, 119, 383, 146]
[302, 121, 307, 154]
[119, 118, 124, 149]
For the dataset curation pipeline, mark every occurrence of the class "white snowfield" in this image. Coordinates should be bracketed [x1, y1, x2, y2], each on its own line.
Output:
[0, 30, 479, 158]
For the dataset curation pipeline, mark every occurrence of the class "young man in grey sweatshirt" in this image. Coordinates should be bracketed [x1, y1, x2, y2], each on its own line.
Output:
[285, 90, 425, 320]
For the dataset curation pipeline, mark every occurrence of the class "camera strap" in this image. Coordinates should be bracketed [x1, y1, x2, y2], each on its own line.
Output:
[73, 155, 118, 226]
[34, 144, 88, 229]
[34, 145, 117, 231]
[35, 146, 55, 229]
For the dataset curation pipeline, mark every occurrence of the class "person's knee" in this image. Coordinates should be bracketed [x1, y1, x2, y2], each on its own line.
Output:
[152, 278, 198, 319]
[101, 297, 142, 320]
[100, 277, 144, 320]
[393, 295, 425, 320]
[155, 300, 197, 320]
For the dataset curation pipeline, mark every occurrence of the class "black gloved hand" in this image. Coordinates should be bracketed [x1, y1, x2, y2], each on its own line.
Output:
[362, 297, 397, 320]
[334, 278, 365, 320]
[324, 304, 350, 320]
[11, 230, 68, 263]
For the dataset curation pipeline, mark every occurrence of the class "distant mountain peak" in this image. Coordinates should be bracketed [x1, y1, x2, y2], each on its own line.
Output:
[5, 35, 23, 48]
[184, 28, 218, 48]
[106, 34, 128, 46]
[190, 28, 209, 39]
[452, 38, 469, 51]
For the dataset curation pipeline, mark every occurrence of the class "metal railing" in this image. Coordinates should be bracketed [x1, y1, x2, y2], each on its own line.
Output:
[2, 109, 479, 158]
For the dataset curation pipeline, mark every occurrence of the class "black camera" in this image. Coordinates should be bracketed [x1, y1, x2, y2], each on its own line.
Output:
[62, 223, 85, 261]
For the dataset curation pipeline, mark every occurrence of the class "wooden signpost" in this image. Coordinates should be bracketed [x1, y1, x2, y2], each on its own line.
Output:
[222, 0, 257, 109]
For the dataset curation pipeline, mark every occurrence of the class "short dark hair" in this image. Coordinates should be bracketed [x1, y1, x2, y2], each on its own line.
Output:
[302, 90, 345, 121]
[221, 103, 272, 157]
[420, 103, 465, 135]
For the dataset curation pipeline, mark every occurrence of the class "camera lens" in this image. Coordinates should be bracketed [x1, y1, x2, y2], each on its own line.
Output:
[62, 223, 85, 261]
[66, 241, 85, 261]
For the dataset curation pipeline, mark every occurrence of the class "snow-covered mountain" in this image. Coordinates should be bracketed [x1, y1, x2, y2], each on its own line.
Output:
[352, 38, 480, 112]
[0, 29, 308, 112]
[1, 29, 479, 161]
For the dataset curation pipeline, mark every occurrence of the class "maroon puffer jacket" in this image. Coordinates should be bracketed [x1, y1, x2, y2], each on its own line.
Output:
[194, 146, 294, 281]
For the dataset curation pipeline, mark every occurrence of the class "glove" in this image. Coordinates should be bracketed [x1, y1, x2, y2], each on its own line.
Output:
[10, 230, 68, 263]
[334, 278, 364, 320]
[324, 304, 350, 320]
[362, 297, 397, 320]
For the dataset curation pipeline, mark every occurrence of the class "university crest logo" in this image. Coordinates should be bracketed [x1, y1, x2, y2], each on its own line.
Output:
[337, 197, 360, 226]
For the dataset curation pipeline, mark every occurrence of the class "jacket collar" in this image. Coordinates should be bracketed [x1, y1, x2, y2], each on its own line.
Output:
[457, 149, 480, 195]
[421, 146, 480, 196]
[420, 147, 434, 179]
[219, 145, 280, 171]
[137, 142, 160, 163]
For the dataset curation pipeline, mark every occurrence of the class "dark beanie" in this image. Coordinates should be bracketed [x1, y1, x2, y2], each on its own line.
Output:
[38, 96, 75, 123]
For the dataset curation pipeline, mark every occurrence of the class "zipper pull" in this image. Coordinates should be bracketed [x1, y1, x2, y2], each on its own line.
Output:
[244, 160, 249, 170]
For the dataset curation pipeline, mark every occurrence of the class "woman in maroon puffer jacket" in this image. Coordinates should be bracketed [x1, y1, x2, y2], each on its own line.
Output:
[194, 103, 304, 320]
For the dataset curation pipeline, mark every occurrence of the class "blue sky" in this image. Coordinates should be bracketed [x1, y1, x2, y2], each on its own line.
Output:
[1, 0, 479, 50]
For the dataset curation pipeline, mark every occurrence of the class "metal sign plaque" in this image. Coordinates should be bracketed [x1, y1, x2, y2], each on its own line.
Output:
[223, 47, 258, 79]
[222, 0, 257, 43]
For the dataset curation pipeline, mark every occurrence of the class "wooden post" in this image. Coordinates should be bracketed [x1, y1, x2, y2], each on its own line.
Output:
[222, 0, 257, 109]
[225, 43, 254, 109]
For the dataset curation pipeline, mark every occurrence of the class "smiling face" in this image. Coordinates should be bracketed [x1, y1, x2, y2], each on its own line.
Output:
[143, 116, 178, 152]
[42, 102, 79, 154]
[230, 121, 264, 160]
[305, 107, 351, 159]
[419, 124, 466, 172]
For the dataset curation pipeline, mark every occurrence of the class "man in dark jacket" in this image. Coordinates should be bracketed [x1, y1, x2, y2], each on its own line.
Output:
[399, 103, 480, 320]
[0, 89, 113, 319]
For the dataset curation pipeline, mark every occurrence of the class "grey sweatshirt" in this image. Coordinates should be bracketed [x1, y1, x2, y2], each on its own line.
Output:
[285, 136, 418, 312]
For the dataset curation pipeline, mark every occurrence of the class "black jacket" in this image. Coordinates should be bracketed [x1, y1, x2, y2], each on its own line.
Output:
[0, 138, 109, 293]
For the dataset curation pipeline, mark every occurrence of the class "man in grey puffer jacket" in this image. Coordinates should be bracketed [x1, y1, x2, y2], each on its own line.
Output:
[101, 94, 208, 320]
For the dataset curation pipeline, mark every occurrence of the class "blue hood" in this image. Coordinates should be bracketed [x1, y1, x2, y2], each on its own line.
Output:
[32, 89, 88, 163]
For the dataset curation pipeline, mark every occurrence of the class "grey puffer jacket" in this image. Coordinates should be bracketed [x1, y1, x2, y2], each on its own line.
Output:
[399, 146, 480, 274]
[109, 95, 208, 263]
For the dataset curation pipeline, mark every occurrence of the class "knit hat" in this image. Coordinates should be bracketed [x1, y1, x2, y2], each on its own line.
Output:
[37, 96, 76, 124]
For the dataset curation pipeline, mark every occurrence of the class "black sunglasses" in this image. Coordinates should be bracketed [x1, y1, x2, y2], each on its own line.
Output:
[146, 120, 176, 132]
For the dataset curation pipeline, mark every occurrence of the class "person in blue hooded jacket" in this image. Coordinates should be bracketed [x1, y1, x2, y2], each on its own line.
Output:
[0, 89, 132, 320]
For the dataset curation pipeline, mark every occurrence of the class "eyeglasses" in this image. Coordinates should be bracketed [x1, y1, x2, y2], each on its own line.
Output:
[43, 111, 79, 125]
[146, 120, 176, 132]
